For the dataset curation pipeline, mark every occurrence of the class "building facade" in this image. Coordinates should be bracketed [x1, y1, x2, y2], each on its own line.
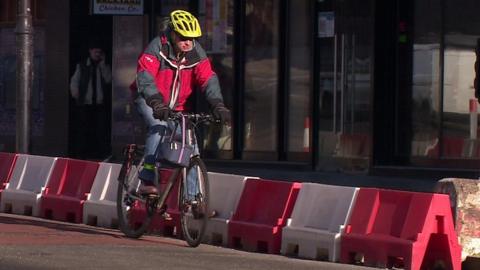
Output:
[0, 0, 479, 178]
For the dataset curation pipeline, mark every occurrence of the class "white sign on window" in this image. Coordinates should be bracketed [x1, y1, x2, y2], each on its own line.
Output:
[92, 0, 144, 15]
[318, 11, 334, 38]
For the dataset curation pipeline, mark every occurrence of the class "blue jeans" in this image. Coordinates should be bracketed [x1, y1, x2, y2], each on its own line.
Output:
[134, 96, 164, 158]
[134, 96, 199, 199]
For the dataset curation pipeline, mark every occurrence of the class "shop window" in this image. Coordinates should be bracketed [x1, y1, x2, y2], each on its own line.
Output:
[0, 0, 17, 24]
[409, 0, 442, 159]
[441, 0, 480, 160]
[198, 0, 235, 155]
[408, 0, 480, 164]
[33, 0, 46, 22]
[243, 0, 280, 156]
[287, 0, 312, 158]
[0, 0, 47, 24]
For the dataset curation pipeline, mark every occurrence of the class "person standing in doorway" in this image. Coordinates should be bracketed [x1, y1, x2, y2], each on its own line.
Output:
[70, 41, 112, 160]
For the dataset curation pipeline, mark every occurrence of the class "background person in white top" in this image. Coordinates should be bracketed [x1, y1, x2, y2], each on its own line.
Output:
[69, 41, 112, 160]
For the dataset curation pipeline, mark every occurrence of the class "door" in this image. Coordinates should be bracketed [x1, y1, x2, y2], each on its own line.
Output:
[314, 0, 374, 171]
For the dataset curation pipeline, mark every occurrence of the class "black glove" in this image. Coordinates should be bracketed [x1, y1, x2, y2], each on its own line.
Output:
[212, 103, 231, 124]
[146, 96, 170, 121]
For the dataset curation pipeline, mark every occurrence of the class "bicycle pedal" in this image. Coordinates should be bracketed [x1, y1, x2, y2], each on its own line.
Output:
[162, 212, 173, 221]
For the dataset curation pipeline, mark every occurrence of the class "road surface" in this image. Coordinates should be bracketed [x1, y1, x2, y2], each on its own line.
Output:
[0, 213, 372, 270]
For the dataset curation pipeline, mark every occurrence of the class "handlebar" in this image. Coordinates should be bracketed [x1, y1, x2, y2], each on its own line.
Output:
[168, 112, 218, 124]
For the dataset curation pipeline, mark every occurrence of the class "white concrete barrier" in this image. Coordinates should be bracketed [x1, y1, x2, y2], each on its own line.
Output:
[281, 183, 358, 262]
[199, 172, 254, 246]
[83, 162, 122, 228]
[0, 154, 57, 216]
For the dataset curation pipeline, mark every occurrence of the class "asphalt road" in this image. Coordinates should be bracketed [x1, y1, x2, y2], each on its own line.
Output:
[0, 213, 372, 270]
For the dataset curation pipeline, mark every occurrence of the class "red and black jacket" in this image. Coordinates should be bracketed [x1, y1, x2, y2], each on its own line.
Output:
[135, 32, 224, 111]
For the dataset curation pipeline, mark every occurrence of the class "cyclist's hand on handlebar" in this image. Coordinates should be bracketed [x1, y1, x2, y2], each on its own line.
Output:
[147, 96, 171, 121]
[152, 103, 171, 121]
[212, 103, 231, 125]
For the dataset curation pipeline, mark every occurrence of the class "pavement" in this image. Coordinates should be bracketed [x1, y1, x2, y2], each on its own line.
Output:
[205, 163, 448, 193]
[108, 152, 477, 193]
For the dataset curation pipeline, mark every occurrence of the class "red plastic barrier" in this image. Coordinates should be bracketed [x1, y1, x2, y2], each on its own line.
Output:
[340, 188, 461, 270]
[0, 152, 17, 191]
[227, 178, 301, 254]
[39, 158, 99, 223]
[129, 169, 182, 237]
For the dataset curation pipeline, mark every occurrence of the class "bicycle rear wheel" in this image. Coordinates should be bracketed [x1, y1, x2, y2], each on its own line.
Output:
[179, 156, 209, 247]
[117, 144, 154, 238]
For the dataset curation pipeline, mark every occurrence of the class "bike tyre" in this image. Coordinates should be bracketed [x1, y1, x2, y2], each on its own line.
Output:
[116, 145, 153, 238]
[179, 156, 209, 247]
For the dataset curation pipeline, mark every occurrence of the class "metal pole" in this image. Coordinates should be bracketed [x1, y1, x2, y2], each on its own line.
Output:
[15, 0, 33, 153]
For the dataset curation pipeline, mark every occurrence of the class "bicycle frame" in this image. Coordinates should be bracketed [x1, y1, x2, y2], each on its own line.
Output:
[153, 167, 182, 210]
[117, 112, 213, 244]
[149, 113, 209, 211]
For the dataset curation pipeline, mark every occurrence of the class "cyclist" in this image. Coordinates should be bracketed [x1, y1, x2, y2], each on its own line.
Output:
[134, 10, 231, 195]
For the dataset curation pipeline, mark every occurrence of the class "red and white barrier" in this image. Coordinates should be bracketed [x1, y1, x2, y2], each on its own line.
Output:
[0, 152, 17, 192]
[0, 152, 465, 269]
[0, 154, 57, 216]
[281, 183, 358, 262]
[83, 162, 121, 228]
[39, 158, 99, 223]
[199, 172, 252, 246]
[228, 178, 301, 254]
[340, 188, 461, 270]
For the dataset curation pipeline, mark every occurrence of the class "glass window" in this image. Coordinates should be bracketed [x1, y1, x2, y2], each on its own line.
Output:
[198, 0, 234, 153]
[409, 0, 480, 162]
[0, 0, 17, 23]
[111, 16, 146, 145]
[287, 0, 312, 156]
[441, 0, 480, 160]
[34, 0, 47, 22]
[409, 0, 442, 158]
[316, 0, 373, 169]
[243, 0, 279, 155]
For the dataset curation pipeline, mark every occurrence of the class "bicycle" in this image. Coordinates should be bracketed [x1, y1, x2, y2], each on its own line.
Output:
[116, 112, 215, 247]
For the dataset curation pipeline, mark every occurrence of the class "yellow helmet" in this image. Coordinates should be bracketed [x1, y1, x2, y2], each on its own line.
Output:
[170, 10, 202, 38]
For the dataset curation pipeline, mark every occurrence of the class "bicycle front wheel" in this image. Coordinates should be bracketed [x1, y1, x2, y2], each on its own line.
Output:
[179, 156, 209, 247]
[116, 145, 154, 238]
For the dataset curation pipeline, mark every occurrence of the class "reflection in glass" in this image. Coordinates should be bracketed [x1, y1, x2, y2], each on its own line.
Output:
[410, 0, 441, 158]
[409, 0, 480, 161]
[442, 0, 479, 159]
[243, 0, 279, 152]
[316, 1, 373, 165]
[198, 0, 234, 153]
[288, 0, 312, 154]
[111, 16, 145, 146]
